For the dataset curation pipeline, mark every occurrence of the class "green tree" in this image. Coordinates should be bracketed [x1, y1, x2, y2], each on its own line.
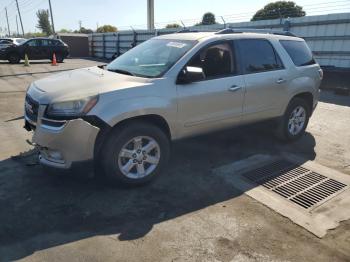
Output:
[96, 25, 117, 33]
[201, 12, 216, 25]
[24, 32, 46, 38]
[36, 9, 52, 35]
[73, 27, 94, 34]
[251, 1, 305, 21]
[59, 28, 72, 33]
[165, 23, 181, 29]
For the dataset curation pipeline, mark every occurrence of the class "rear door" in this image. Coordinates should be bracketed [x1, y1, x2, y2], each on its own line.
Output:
[236, 39, 288, 122]
[40, 39, 52, 59]
[176, 40, 245, 136]
[25, 39, 43, 59]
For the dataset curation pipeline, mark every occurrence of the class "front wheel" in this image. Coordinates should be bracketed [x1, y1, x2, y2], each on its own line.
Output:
[100, 122, 170, 186]
[275, 97, 310, 141]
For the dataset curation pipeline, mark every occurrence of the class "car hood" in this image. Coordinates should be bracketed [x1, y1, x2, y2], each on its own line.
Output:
[31, 66, 151, 103]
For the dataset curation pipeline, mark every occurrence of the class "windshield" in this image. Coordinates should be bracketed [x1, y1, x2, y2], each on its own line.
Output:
[106, 39, 197, 78]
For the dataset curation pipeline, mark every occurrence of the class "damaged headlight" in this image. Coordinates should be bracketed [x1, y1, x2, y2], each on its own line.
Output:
[46, 95, 99, 119]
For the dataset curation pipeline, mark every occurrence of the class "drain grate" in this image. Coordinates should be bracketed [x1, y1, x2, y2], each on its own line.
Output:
[242, 160, 348, 209]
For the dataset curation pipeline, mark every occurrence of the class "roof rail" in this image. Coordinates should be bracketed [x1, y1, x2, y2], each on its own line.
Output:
[176, 29, 199, 33]
[216, 28, 296, 37]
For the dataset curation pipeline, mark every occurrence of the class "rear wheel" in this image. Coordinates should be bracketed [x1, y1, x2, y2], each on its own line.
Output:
[100, 122, 170, 186]
[275, 97, 310, 141]
[55, 53, 64, 63]
[8, 53, 20, 64]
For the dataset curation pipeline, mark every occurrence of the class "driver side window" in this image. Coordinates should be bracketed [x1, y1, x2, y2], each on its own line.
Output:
[187, 42, 236, 80]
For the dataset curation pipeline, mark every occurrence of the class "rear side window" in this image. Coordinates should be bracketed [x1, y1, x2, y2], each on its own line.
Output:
[41, 39, 49, 46]
[237, 39, 283, 74]
[51, 40, 62, 46]
[280, 40, 315, 66]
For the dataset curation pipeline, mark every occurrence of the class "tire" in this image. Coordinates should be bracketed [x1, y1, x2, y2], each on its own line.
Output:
[100, 122, 170, 186]
[8, 53, 20, 64]
[56, 53, 64, 63]
[275, 97, 310, 141]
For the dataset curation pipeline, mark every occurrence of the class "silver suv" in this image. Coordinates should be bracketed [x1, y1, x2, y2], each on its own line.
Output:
[24, 30, 322, 185]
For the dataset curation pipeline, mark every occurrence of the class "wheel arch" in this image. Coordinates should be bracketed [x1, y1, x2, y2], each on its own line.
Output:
[291, 92, 314, 113]
[93, 114, 172, 160]
[7, 51, 21, 62]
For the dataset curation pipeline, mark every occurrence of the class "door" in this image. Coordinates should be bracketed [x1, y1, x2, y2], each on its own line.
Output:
[41, 39, 52, 59]
[176, 41, 245, 137]
[236, 39, 288, 122]
[24, 39, 44, 59]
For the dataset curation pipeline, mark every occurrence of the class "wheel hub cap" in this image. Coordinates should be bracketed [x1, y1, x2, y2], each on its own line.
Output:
[288, 106, 306, 136]
[118, 136, 160, 179]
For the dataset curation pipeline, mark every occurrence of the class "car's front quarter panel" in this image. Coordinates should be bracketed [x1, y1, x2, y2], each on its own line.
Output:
[90, 78, 179, 138]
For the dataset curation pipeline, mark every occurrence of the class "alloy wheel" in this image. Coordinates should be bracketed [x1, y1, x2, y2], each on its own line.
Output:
[117, 136, 160, 179]
[288, 106, 306, 136]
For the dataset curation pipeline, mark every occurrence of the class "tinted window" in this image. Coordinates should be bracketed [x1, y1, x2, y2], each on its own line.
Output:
[41, 39, 49, 46]
[50, 40, 60, 46]
[0, 39, 12, 44]
[187, 42, 235, 79]
[27, 40, 40, 47]
[237, 39, 283, 74]
[280, 40, 315, 66]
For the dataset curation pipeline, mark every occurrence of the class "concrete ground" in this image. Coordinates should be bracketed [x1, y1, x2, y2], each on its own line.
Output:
[0, 59, 349, 262]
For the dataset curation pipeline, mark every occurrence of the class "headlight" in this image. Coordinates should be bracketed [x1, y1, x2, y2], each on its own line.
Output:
[46, 95, 99, 119]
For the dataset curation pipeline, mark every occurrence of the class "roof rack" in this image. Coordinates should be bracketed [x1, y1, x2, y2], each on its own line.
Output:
[176, 29, 199, 33]
[215, 28, 296, 37]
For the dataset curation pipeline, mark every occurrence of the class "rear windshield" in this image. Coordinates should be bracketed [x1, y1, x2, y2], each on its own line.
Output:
[280, 40, 315, 66]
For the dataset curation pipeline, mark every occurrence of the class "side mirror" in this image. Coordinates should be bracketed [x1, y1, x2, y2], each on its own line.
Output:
[177, 66, 205, 84]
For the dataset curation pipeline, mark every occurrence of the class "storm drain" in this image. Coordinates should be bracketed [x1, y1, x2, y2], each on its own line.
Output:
[242, 160, 348, 209]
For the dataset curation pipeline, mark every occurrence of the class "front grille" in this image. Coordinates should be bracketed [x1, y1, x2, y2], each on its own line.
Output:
[25, 95, 39, 123]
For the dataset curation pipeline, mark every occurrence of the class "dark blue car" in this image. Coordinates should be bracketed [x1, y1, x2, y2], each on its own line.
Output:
[0, 37, 69, 64]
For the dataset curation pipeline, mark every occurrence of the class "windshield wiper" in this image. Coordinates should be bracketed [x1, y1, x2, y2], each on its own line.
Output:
[107, 68, 135, 76]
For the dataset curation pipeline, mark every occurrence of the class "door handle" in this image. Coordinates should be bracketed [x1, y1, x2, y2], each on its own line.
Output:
[228, 85, 242, 92]
[276, 78, 286, 84]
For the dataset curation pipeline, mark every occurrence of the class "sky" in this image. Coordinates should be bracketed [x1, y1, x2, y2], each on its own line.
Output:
[0, 0, 349, 35]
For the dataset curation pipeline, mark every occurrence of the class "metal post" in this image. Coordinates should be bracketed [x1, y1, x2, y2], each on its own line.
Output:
[220, 16, 226, 29]
[48, 0, 55, 34]
[90, 34, 94, 57]
[278, 8, 282, 25]
[5, 8, 10, 36]
[147, 0, 154, 30]
[180, 21, 186, 29]
[102, 34, 105, 58]
[15, 0, 24, 36]
[116, 33, 120, 56]
[16, 16, 19, 36]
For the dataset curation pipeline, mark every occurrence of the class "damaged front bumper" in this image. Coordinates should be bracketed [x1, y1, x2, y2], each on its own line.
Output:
[25, 105, 100, 169]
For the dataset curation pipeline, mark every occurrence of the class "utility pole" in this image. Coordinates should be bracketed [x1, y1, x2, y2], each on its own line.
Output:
[5, 8, 10, 36]
[16, 16, 19, 36]
[78, 20, 82, 30]
[147, 0, 154, 30]
[15, 0, 24, 36]
[48, 0, 55, 34]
